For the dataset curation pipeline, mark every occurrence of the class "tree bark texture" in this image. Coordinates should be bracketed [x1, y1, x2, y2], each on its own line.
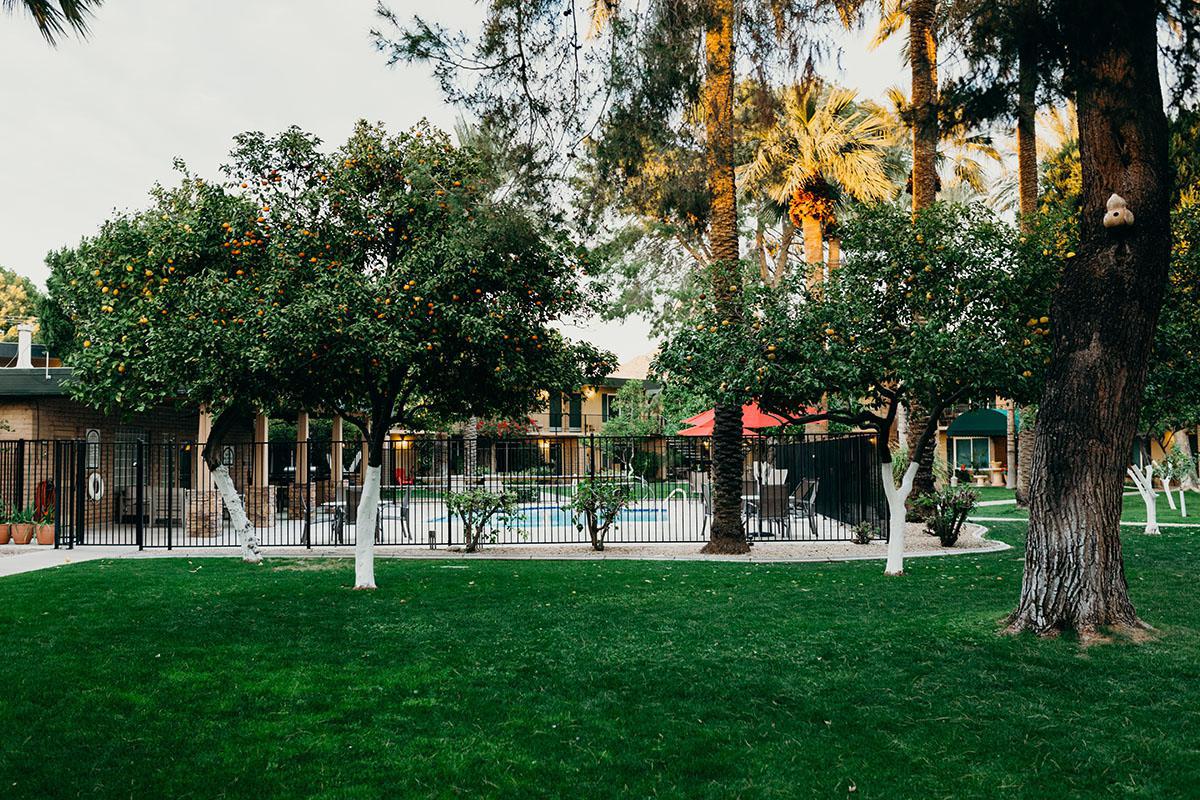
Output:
[802, 214, 823, 290]
[1010, 0, 1170, 636]
[1016, 406, 1036, 506]
[909, 0, 938, 214]
[701, 0, 748, 553]
[1016, 12, 1039, 227]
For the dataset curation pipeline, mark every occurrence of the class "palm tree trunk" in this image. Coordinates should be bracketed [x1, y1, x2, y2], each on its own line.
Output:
[1014, 11, 1040, 502]
[802, 214, 824, 289]
[906, 0, 939, 506]
[1009, 0, 1169, 636]
[909, 0, 938, 214]
[1016, 12, 1039, 224]
[701, 0, 747, 554]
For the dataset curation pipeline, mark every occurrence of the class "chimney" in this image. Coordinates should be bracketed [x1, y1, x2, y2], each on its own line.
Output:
[16, 323, 34, 369]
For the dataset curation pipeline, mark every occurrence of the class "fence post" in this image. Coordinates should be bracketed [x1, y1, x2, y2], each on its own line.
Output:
[13, 438, 25, 512]
[74, 440, 85, 548]
[166, 441, 175, 551]
[445, 438, 452, 548]
[588, 433, 596, 479]
[304, 437, 313, 549]
[135, 439, 145, 551]
[52, 441, 62, 549]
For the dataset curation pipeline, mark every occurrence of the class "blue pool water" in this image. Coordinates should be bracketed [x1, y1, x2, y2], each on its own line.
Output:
[433, 505, 669, 529]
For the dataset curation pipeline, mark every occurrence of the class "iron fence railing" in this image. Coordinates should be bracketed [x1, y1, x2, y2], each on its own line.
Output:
[0, 433, 887, 550]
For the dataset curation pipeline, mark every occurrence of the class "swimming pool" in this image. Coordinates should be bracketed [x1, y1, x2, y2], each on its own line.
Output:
[434, 505, 670, 529]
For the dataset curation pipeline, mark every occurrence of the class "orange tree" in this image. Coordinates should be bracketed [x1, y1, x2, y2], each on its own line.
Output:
[223, 121, 612, 588]
[42, 174, 290, 562]
[657, 203, 1053, 574]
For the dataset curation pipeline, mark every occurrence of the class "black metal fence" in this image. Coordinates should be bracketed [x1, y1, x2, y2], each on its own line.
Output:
[0, 433, 886, 550]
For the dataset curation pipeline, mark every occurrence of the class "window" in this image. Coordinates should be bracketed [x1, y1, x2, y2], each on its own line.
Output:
[568, 394, 583, 429]
[602, 393, 618, 421]
[951, 437, 990, 470]
[549, 393, 563, 429]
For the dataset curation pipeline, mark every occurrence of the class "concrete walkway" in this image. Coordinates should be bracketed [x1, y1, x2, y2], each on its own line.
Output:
[0, 524, 1009, 577]
[0, 546, 131, 578]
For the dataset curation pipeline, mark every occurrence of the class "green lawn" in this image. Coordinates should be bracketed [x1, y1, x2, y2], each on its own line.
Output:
[974, 490, 1200, 525]
[3, 524, 1200, 798]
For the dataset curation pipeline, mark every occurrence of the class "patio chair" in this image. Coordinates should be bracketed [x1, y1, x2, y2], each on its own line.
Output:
[742, 477, 760, 523]
[750, 484, 791, 540]
[789, 479, 820, 539]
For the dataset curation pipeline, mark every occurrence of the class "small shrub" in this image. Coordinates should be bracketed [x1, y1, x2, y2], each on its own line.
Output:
[446, 489, 519, 552]
[569, 479, 633, 551]
[851, 521, 874, 545]
[918, 486, 978, 547]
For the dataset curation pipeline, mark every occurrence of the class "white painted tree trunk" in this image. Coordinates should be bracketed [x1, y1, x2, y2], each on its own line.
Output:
[881, 461, 918, 576]
[1180, 485, 1188, 517]
[897, 404, 909, 448]
[355, 464, 381, 589]
[1127, 464, 1159, 535]
[211, 464, 261, 563]
[1163, 475, 1177, 510]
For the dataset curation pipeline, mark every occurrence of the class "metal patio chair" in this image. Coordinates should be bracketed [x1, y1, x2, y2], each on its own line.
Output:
[750, 484, 791, 540]
[789, 479, 820, 539]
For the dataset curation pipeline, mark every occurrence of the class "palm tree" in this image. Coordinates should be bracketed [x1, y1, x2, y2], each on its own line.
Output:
[3, 0, 102, 44]
[588, 0, 748, 552]
[740, 85, 895, 288]
[700, 0, 748, 553]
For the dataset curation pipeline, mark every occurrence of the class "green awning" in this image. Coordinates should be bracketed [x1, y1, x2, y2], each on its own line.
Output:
[946, 408, 1016, 437]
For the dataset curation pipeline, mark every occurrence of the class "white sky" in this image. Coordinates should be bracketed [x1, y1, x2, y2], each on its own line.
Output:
[0, 0, 903, 362]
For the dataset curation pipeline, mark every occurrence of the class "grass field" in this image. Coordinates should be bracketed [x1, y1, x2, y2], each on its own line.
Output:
[972, 489, 1200, 525]
[3, 523, 1199, 798]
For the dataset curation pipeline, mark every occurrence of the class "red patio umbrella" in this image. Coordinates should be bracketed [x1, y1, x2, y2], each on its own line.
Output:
[675, 402, 794, 436]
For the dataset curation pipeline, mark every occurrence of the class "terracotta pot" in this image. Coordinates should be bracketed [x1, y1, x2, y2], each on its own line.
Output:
[0, 524, 10, 545]
[11, 524, 35, 545]
[35, 525, 54, 546]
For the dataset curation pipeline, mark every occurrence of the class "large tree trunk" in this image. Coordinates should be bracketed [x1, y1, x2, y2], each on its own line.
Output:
[1009, 0, 1170, 637]
[701, 0, 747, 554]
[1016, 405, 1036, 506]
[909, 0, 938, 214]
[202, 407, 261, 564]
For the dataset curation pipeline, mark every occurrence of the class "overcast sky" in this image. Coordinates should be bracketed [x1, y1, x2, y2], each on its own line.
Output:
[0, 0, 902, 362]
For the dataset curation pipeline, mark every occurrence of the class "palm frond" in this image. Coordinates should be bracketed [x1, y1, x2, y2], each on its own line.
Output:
[3, 0, 102, 45]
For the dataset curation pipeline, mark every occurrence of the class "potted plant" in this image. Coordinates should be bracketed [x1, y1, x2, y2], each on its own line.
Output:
[0, 503, 10, 545]
[35, 507, 55, 545]
[10, 507, 35, 545]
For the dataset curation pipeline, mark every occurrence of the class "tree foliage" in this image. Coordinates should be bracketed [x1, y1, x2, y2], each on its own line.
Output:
[221, 121, 614, 462]
[657, 202, 1054, 444]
